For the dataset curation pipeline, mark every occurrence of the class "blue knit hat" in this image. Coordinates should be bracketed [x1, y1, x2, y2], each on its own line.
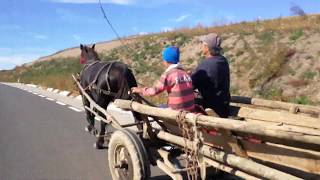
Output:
[162, 46, 180, 64]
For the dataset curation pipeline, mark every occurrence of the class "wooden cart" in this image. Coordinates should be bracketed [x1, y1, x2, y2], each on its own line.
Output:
[73, 75, 320, 180]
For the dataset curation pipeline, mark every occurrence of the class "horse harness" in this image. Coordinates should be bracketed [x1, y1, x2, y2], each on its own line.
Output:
[80, 61, 117, 97]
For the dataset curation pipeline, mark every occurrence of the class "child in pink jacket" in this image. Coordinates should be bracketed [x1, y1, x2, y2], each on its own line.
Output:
[132, 46, 195, 112]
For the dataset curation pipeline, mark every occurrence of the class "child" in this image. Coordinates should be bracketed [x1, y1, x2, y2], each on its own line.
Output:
[131, 46, 195, 112]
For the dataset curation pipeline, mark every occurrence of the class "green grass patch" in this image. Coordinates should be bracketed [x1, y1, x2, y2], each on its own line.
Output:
[230, 86, 239, 95]
[302, 71, 316, 80]
[288, 68, 296, 76]
[290, 29, 303, 41]
[249, 45, 290, 88]
[290, 96, 311, 105]
[235, 50, 245, 57]
[257, 31, 274, 45]
[258, 88, 283, 101]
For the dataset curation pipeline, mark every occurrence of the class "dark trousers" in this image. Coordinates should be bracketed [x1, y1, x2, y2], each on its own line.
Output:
[195, 98, 230, 118]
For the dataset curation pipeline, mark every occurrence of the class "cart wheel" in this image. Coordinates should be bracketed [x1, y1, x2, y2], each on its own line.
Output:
[108, 129, 150, 180]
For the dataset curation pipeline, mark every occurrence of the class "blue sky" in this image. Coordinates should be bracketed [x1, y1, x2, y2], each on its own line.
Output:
[0, 0, 319, 70]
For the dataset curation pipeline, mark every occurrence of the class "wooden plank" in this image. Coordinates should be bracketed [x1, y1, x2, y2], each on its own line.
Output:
[243, 119, 320, 136]
[202, 110, 248, 158]
[204, 158, 261, 180]
[231, 96, 320, 116]
[204, 133, 320, 175]
[218, 129, 248, 158]
[236, 132, 320, 152]
[236, 106, 320, 129]
[114, 100, 320, 147]
[157, 130, 301, 180]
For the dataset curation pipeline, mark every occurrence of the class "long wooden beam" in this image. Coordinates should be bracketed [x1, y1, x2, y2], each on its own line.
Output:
[231, 96, 320, 116]
[234, 106, 320, 129]
[204, 158, 261, 180]
[157, 130, 301, 180]
[113, 99, 320, 147]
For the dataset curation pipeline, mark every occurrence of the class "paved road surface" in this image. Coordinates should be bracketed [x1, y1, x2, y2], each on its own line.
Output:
[0, 83, 168, 180]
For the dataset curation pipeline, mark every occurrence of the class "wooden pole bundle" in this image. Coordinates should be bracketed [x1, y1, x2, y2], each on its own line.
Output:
[235, 106, 320, 129]
[231, 96, 320, 116]
[113, 99, 320, 148]
[157, 130, 301, 180]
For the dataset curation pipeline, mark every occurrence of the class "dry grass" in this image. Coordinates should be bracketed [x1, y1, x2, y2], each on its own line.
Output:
[286, 79, 309, 87]
[249, 44, 293, 88]
[157, 14, 320, 39]
[1, 14, 320, 105]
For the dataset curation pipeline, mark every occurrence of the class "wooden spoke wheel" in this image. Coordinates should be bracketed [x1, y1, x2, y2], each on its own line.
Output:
[108, 129, 150, 180]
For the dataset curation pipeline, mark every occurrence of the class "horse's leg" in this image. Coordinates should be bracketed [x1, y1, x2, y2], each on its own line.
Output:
[94, 120, 106, 149]
[94, 99, 111, 149]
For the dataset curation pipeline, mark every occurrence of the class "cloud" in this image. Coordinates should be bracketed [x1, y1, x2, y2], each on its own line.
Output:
[55, 8, 97, 23]
[0, 24, 21, 30]
[0, 54, 40, 69]
[72, 34, 82, 41]
[170, 14, 190, 22]
[0, 48, 12, 53]
[50, 0, 134, 5]
[161, 27, 173, 32]
[50, 0, 194, 6]
[34, 35, 48, 40]
[132, 27, 138, 31]
[138, 32, 148, 35]
[0, 47, 55, 70]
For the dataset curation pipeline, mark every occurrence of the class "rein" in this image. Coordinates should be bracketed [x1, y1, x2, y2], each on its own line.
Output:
[81, 61, 117, 97]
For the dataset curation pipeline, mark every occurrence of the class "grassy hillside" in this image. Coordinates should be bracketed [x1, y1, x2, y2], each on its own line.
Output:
[1, 14, 320, 105]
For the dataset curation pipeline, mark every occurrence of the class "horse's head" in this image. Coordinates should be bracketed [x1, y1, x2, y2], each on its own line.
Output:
[80, 44, 100, 64]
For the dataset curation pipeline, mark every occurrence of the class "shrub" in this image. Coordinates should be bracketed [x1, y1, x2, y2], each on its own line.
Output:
[258, 88, 283, 100]
[288, 68, 296, 76]
[249, 44, 290, 88]
[291, 96, 311, 105]
[257, 31, 274, 45]
[230, 86, 239, 95]
[186, 58, 194, 64]
[290, 30, 303, 41]
[235, 50, 245, 56]
[302, 71, 316, 80]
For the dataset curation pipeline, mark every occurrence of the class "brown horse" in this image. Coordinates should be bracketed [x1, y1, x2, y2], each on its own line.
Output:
[79, 44, 140, 149]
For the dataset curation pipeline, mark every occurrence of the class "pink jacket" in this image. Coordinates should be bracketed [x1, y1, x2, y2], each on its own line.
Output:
[141, 64, 195, 111]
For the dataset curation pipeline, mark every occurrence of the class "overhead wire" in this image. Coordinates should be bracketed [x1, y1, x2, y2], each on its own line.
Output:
[98, 0, 145, 87]
[98, 0, 133, 53]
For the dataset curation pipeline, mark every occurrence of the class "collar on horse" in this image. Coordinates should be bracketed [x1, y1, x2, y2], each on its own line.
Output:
[80, 60, 117, 97]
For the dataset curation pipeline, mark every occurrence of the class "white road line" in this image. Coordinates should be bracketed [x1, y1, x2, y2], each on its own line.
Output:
[56, 101, 66, 106]
[28, 91, 33, 93]
[33, 92, 38, 95]
[46, 98, 55, 101]
[38, 95, 46, 98]
[68, 106, 83, 112]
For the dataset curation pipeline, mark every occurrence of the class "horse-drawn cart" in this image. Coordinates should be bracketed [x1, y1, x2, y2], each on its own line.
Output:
[73, 75, 320, 180]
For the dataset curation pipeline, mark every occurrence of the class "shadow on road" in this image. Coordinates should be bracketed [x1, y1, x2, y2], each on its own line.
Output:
[150, 175, 172, 180]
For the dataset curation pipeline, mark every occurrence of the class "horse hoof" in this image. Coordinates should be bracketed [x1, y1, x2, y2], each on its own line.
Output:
[93, 142, 103, 149]
[85, 125, 94, 133]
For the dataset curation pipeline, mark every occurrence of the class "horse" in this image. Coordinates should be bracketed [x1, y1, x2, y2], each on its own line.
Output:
[78, 44, 141, 149]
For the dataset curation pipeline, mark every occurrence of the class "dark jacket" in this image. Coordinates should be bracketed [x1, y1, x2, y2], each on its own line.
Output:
[191, 55, 230, 117]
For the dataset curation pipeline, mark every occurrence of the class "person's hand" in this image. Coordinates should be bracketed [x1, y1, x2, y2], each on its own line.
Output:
[186, 69, 193, 75]
[131, 87, 142, 94]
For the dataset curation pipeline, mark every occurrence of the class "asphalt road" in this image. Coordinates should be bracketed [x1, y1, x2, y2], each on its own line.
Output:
[0, 83, 168, 180]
